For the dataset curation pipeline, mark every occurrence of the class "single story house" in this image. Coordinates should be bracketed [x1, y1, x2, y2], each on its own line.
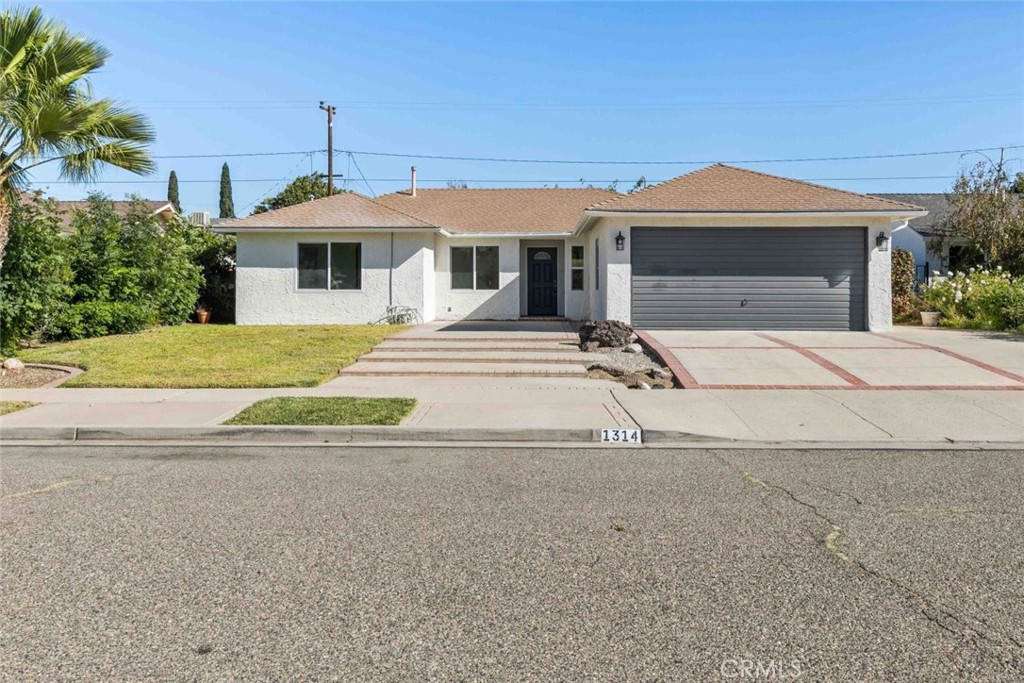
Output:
[877, 193, 967, 279]
[18, 192, 178, 234]
[216, 164, 926, 331]
[52, 198, 177, 234]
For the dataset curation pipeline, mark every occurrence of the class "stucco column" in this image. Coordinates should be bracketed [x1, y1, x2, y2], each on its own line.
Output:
[866, 221, 893, 331]
[605, 225, 632, 323]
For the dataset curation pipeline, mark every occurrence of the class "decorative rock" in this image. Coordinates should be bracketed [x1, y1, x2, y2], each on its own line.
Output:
[582, 341, 600, 352]
[2, 357, 26, 373]
[622, 343, 643, 354]
[578, 320, 634, 350]
[646, 367, 673, 380]
[588, 363, 626, 378]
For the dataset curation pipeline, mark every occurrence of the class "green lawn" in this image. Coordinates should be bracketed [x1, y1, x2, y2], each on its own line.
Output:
[0, 401, 36, 416]
[19, 325, 406, 388]
[225, 397, 416, 426]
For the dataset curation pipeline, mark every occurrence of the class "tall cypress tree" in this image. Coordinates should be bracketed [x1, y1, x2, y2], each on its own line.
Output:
[167, 170, 181, 213]
[219, 163, 235, 219]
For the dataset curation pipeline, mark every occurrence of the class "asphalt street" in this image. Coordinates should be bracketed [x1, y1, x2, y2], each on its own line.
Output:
[1, 445, 1022, 682]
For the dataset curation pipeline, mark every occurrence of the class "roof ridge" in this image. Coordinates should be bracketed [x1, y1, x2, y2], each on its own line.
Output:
[364, 194, 440, 227]
[715, 164, 924, 211]
[380, 186, 620, 195]
[586, 164, 723, 210]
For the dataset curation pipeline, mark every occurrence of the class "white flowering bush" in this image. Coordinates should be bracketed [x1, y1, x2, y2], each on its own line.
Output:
[923, 267, 1024, 331]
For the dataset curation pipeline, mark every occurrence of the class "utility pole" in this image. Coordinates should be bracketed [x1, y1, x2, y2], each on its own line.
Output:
[319, 101, 337, 196]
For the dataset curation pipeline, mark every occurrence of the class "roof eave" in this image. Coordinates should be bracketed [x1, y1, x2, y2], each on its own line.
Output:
[213, 225, 440, 234]
[583, 209, 929, 219]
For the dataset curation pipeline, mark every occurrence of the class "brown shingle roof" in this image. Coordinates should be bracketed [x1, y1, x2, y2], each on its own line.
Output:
[217, 191, 435, 230]
[588, 164, 926, 213]
[375, 187, 619, 234]
[17, 194, 176, 232]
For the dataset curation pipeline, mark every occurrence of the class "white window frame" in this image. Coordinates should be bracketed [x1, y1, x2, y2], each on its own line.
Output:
[450, 245, 499, 291]
[296, 241, 362, 291]
[570, 245, 585, 291]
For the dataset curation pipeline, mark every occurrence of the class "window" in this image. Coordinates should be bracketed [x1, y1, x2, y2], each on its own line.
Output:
[571, 245, 584, 291]
[451, 245, 499, 290]
[330, 243, 361, 290]
[297, 242, 361, 290]
[594, 239, 600, 291]
[475, 246, 499, 289]
[451, 247, 474, 289]
[298, 243, 328, 289]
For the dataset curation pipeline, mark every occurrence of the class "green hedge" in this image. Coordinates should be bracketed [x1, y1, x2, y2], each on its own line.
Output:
[46, 301, 156, 340]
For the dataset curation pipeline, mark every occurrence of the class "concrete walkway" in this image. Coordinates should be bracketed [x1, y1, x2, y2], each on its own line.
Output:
[5, 378, 1024, 444]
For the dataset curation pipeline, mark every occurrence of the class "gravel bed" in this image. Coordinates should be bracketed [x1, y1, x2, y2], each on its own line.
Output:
[0, 366, 69, 389]
[596, 346, 663, 373]
[586, 345, 676, 389]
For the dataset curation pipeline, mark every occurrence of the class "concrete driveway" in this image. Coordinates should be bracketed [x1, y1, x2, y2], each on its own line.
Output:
[641, 328, 1024, 390]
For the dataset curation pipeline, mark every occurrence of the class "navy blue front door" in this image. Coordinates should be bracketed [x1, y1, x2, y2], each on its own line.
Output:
[527, 247, 558, 316]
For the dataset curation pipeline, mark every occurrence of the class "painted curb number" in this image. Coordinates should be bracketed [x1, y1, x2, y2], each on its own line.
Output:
[600, 428, 642, 444]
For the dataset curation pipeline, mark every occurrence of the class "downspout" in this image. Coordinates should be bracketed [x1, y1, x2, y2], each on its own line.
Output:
[389, 231, 394, 307]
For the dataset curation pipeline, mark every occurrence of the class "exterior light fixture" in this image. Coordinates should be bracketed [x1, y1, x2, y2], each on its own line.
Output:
[875, 231, 890, 251]
[615, 231, 626, 251]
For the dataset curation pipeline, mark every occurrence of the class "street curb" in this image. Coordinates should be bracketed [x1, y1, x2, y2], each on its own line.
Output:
[0, 425, 721, 444]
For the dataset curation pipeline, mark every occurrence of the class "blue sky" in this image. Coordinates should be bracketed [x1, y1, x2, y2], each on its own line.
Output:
[31, 1, 1024, 216]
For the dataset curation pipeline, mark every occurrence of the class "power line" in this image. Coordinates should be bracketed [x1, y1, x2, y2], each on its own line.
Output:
[151, 149, 323, 160]
[41, 143, 1016, 165]
[127, 93, 1024, 112]
[32, 175, 959, 185]
[336, 144, 1023, 165]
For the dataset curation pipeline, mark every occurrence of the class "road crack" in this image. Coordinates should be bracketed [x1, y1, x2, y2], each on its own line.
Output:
[714, 454, 1023, 654]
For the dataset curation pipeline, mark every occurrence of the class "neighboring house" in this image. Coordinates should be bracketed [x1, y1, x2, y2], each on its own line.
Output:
[50, 198, 177, 234]
[875, 193, 962, 279]
[18, 192, 178, 234]
[215, 164, 926, 331]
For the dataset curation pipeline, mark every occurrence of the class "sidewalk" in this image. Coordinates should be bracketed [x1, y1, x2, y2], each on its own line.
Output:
[4, 376, 1024, 445]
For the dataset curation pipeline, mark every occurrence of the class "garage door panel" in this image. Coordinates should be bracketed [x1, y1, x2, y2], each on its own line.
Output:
[630, 227, 866, 330]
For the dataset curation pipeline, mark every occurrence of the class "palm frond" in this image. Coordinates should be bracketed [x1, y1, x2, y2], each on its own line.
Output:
[0, 7, 154, 189]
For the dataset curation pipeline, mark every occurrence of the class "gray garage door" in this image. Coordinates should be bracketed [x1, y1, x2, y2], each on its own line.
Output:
[631, 227, 866, 330]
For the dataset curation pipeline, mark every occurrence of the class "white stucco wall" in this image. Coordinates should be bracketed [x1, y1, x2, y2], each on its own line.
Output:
[583, 214, 897, 332]
[892, 225, 951, 275]
[235, 230, 435, 325]
[433, 237, 521, 320]
[892, 226, 927, 268]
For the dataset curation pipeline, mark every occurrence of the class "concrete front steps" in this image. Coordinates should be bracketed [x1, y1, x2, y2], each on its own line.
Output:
[342, 361, 589, 377]
[377, 339, 581, 352]
[360, 350, 604, 364]
[343, 327, 597, 378]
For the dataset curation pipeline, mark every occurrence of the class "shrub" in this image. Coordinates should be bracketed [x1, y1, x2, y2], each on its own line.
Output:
[63, 195, 203, 332]
[0, 195, 72, 353]
[1000, 285, 1024, 331]
[46, 301, 155, 341]
[922, 267, 1024, 331]
[891, 248, 916, 318]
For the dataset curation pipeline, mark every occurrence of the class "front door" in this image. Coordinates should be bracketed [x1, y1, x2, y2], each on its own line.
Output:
[527, 247, 558, 316]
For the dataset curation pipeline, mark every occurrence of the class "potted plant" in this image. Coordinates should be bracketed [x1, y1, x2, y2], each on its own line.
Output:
[920, 273, 953, 327]
[196, 303, 211, 325]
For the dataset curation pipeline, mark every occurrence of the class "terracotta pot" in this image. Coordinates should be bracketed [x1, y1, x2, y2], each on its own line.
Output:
[197, 310, 210, 325]
[920, 311, 940, 327]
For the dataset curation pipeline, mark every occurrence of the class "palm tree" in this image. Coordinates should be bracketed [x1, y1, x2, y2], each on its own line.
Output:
[0, 6, 155, 265]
